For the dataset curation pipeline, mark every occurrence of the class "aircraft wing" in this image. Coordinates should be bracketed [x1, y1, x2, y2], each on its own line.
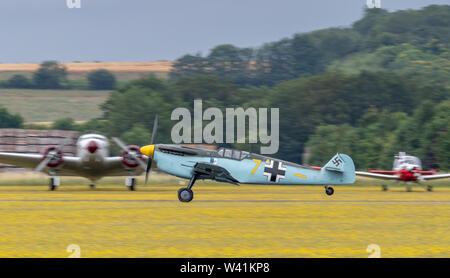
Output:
[97, 157, 146, 176]
[0, 152, 81, 176]
[355, 171, 399, 180]
[421, 173, 450, 180]
[0, 152, 43, 169]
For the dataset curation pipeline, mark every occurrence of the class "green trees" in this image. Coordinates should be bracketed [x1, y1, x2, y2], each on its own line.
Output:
[172, 75, 238, 103]
[170, 44, 255, 85]
[305, 102, 450, 170]
[3, 64, 117, 90]
[101, 75, 177, 142]
[263, 71, 444, 163]
[87, 69, 117, 90]
[0, 107, 23, 128]
[51, 117, 76, 130]
[33, 61, 68, 89]
[6, 75, 32, 89]
[99, 69, 448, 166]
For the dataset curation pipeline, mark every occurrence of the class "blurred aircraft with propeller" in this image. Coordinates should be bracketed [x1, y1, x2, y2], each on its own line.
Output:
[356, 152, 450, 191]
[0, 133, 147, 190]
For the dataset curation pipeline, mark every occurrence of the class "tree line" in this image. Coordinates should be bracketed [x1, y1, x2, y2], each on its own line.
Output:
[10, 70, 442, 168]
[1, 69, 448, 169]
[0, 61, 117, 90]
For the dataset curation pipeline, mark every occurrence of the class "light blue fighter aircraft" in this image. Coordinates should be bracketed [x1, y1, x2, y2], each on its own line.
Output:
[140, 116, 356, 202]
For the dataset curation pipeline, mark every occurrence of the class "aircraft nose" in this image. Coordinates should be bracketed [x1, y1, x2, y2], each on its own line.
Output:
[140, 145, 155, 158]
[87, 140, 98, 153]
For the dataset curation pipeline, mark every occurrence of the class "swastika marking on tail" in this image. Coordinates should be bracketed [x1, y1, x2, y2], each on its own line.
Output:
[332, 156, 343, 167]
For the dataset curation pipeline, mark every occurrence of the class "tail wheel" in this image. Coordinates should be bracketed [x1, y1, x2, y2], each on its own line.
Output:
[325, 186, 334, 196]
[426, 185, 433, 192]
[382, 185, 388, 191]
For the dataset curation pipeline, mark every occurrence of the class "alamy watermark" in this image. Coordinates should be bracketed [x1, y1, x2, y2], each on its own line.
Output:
[66, 0, 81, 9]
[366, 0, 381, 9]
[366, 244, 381, 258]
[67, 244, 81, 258]
[171, 100, 279, 154]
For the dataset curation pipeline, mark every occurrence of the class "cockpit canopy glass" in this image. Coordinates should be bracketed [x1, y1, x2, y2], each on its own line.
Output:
[78, 134, 108, 142]
[394, 156, 421, 168]
[217, 148, 249, 160]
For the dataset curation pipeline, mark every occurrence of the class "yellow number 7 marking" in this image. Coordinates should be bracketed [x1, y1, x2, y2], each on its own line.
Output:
[251, 159, 262, 175]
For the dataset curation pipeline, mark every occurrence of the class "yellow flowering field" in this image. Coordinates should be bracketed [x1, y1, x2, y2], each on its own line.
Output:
[0, 182, 448, 258]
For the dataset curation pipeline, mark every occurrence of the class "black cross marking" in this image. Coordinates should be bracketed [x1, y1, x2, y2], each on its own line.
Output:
[332, 156, 343, 167]
[264, 160, 286, 182]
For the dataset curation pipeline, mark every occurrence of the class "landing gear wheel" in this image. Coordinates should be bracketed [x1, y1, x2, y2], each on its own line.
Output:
[382, 184, 388, 191]
[426, 185, 433, 192]
[49, 178, 56, 191]
[129, 178, 136, 191]
[178, 188, 194, 202]
[325, 186, 334, 196]
[89, 184, 95, 189]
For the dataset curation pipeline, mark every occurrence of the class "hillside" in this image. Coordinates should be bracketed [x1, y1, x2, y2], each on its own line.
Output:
[170, 5, 450, 87]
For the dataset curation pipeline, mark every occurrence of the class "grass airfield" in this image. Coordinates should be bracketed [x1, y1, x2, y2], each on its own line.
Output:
[0, 173, 448, 258]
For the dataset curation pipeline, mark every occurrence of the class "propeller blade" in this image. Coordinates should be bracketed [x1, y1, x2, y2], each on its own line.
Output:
[136, 157, 148, 170]
[112, 137, 129, 152]
[35, 153, 53, 173]
[150, 115, 158, 144]
[145, 158, 152, 184]
[145, 115, 158, 184]
[112, 137, 147, 170]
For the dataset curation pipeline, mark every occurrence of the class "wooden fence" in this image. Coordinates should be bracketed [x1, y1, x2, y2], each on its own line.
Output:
[0, 129, 79, 171]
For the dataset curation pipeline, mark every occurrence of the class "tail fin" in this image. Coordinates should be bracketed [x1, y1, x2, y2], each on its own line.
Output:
[321, 153, 356, 184]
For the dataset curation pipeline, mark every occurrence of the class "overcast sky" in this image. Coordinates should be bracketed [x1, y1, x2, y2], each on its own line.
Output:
[0, 0, 448, 63]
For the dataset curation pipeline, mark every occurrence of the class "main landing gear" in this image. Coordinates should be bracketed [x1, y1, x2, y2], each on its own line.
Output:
[325, 185, 334, 196]
[89, 184, 95, 189]
[426, 185, 433, 192]
[49, 176, 60, 191]
[178, 175, 197, 202]
[126, 177, 136, 191]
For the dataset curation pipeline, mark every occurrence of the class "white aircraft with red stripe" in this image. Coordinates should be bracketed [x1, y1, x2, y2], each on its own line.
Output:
[355, 152, 450, 191]
[0, 134, 147, 190]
